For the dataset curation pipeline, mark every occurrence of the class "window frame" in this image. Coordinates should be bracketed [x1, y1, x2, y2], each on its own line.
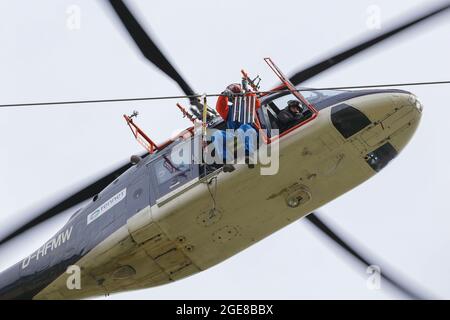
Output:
[257, 91, 319, 143]
[147, 137, 199, 201]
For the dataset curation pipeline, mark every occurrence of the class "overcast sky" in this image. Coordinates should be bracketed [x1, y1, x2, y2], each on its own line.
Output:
[0, 0, 449, 299]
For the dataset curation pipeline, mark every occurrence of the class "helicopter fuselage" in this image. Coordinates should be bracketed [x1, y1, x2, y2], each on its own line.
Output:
[0, 88, 422, 299]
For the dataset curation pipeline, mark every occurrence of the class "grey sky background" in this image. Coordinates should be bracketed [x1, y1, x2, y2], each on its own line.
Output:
[0, 0, 449, 299]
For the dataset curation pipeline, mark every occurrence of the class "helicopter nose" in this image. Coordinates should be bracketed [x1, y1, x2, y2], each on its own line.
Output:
[356, 90, 422, 153]
[331, 90, 422, 157]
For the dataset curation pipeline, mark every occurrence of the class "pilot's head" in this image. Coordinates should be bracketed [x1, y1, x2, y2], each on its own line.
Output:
[287, 100, 302, 114]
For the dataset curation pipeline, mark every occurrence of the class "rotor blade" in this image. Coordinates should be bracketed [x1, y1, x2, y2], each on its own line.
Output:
[305, 213, 427, 299]
[107, 0, 207, 117]
[289, 2, 450, 86]
[0, 154, 146, 247]
[107, 0, 195, 97]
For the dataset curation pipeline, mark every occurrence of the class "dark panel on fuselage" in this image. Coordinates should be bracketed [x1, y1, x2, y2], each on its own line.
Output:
[365, 142, 398, 172]
[331, 103, 372, 138]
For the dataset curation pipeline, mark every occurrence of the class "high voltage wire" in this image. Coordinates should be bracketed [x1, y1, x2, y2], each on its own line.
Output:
[1, 80, 449, 109]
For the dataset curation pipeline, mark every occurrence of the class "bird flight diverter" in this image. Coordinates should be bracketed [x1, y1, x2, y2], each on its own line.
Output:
[229, 94, 258, 125]
[241, 69, 261, 93]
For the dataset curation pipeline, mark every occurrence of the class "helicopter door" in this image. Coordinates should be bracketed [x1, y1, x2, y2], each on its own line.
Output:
[257, 58, 319, 141]
[151, 140, 198, 202]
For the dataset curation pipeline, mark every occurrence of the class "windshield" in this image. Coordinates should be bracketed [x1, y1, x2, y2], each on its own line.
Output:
[301, 89, 344, 105]
[264, 89, 344, 111]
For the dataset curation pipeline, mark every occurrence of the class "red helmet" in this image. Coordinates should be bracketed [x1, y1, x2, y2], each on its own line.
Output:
[226, 83, 242, 94]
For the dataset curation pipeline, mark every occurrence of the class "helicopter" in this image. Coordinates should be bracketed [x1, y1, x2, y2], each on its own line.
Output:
[0, 0, 449, 299]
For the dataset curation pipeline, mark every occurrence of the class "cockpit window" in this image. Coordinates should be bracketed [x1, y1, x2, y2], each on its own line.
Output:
[300, 89, 344, 105]
[150, 140, 199, 199]
[263, 89, 343, 108]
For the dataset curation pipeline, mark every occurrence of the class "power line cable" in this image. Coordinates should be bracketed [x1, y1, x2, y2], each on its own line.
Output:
[0, 80, 449, 109]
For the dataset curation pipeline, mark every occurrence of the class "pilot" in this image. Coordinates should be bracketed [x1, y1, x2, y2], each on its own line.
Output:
[278, 99, 304, 130]
[212, 83, 261, 172]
